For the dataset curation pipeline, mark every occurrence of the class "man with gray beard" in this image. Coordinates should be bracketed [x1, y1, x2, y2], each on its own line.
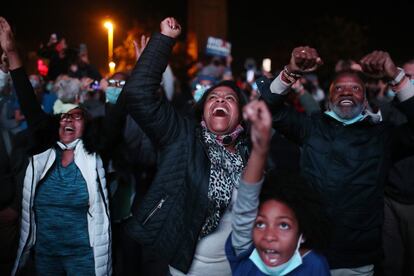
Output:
[257, 47, 414, 276]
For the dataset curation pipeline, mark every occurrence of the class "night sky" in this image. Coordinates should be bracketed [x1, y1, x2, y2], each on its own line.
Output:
[3, 0, 414, 79]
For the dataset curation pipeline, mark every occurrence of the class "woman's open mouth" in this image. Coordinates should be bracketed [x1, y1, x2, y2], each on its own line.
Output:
[212, 107, 229, 117]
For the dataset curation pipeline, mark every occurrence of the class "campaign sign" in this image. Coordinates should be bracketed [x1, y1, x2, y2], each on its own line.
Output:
[206, 37, 231, 57]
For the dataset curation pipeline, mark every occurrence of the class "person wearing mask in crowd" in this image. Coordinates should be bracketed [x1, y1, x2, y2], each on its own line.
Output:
[190, 74, 218, 103]
[257, 46, 414, 276]
[100, 69, 165, 275]
[382, 58, 414, 276]
[0, 17, 115, 275]
[123, 17, 251, 275]
[226, 98, 330, 275]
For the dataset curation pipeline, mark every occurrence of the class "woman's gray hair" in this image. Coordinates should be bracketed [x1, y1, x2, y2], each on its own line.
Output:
[55, 77, 81, 103]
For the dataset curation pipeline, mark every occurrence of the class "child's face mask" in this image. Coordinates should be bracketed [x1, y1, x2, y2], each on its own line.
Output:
[251, 199, 303, 275]
[249, 234, 304, 275]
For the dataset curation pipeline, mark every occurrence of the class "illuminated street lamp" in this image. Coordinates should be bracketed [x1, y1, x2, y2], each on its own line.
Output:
[109, 61, 116, 75]
[104, 20, 114, 74]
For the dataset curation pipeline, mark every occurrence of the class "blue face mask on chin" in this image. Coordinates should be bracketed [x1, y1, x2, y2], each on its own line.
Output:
[249, 234, 304, 276]
[105, 87, 122, 104]
[325, 110, 365, 125]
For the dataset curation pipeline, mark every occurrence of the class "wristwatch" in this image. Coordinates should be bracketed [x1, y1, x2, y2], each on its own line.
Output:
[389, 67, 406, 86]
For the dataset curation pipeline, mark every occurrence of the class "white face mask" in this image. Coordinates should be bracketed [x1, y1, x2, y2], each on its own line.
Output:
[249, 234, 304, 275]
[57, 138, 80, 150]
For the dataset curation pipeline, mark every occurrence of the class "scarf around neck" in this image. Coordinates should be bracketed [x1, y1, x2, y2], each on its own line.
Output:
[199, 123, 245, 238]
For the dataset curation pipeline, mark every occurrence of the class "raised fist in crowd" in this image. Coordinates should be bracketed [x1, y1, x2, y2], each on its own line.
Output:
[243, 100, 272, 156]
[360, 50, 399, 80]
[287, 46, 323, 74]
[160, 17, 181, 39]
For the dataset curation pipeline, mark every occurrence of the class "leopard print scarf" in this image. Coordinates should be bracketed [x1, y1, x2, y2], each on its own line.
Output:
[200, 123, 245, 238]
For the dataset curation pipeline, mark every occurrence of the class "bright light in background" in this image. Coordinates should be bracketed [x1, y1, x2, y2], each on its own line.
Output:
[109, 61, 116, 74]
[104, 20, 114, 74]
[262, 58, 271, 72]
[104, 21, 113, 30]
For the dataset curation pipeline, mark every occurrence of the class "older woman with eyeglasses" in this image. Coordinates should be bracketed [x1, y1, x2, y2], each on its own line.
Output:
[0, 17, 115, 276]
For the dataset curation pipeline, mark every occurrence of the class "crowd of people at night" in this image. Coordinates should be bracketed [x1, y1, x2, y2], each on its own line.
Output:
[1, 15, 414, 276]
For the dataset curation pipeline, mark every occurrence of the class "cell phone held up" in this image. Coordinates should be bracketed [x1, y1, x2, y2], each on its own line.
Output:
[89, 80, 100, 91]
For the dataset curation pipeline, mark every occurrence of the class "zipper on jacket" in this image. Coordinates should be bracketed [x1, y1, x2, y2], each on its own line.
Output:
[143, 196, 168, 225]
[16, 157, 35, 274]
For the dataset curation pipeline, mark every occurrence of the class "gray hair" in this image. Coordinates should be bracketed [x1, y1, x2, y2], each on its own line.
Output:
[55, 77, 81, 103]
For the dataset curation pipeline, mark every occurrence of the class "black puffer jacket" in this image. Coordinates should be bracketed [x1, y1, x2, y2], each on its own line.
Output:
[258, 76, 414, 268]
[122, 33, 249, 273]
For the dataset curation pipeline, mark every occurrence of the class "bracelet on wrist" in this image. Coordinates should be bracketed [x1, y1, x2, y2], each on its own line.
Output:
[281, 70, 297, 84]
[283, 65, 303, 79]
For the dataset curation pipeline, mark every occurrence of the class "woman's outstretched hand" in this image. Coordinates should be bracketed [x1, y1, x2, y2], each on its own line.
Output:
[133, 35, 150, 61]
[0, 17, 17, 54]
[0, 17, 21, 69]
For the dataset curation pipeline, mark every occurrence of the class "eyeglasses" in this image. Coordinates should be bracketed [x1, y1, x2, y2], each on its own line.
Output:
[108, 79, 126, 88]
[60, 112, 84, 121]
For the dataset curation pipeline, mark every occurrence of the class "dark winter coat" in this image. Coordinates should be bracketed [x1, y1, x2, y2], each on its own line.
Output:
[258, 76, 414, 268]
[123, 33, 249, 273]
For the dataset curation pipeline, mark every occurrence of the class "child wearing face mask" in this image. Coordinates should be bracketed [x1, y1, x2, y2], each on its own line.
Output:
[226, 100, 331, 275]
